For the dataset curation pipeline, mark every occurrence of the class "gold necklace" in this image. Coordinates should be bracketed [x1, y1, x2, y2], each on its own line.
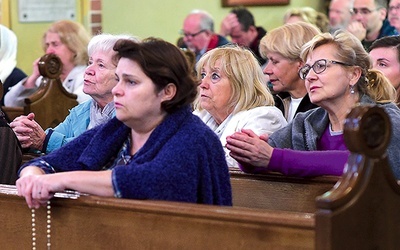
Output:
[31, 201, 51, 250]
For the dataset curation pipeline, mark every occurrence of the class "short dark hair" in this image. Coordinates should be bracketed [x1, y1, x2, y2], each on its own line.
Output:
[231, 7, 255, 31]
[113, 38, 198, 113]
[369, 35, 400, 65]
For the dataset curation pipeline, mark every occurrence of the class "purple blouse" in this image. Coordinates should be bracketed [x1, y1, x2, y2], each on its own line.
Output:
[240, 126, 350, 177]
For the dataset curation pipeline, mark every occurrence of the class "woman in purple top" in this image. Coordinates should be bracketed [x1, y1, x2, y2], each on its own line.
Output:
[226, 30, 400, 179]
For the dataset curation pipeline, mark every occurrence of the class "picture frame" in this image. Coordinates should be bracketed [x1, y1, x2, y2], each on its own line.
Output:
[222, 0, 289, 7]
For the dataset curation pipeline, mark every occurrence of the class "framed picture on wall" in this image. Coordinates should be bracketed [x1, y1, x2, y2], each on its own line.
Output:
[222, 0, 289, 7]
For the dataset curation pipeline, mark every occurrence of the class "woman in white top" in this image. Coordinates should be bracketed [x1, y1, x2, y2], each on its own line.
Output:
[5, 20, 91, 107]
[194, 45, 287, 168]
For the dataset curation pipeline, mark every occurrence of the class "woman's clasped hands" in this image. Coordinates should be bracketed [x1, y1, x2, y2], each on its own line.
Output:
[226, 128, 274, 168]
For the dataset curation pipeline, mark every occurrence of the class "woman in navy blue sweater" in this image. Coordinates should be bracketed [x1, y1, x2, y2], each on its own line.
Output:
[16, 38, 232, 209]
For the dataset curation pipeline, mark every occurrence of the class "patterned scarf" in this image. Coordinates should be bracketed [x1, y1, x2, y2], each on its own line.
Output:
[88, 101, 115, 130]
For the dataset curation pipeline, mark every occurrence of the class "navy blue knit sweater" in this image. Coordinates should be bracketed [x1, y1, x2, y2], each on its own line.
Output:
[20, 106, 232, 206]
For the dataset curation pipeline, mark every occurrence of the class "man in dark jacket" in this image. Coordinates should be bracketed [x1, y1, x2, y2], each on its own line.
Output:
[348, 0, 398, 50]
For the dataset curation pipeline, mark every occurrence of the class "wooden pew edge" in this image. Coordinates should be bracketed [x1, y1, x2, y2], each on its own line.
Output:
[0, 184, 314, 229]
[229, 167, 340, 184]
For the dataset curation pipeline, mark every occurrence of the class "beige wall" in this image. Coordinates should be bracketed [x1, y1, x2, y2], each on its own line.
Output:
[3, 0, 325, 75]
[102, 0, 324, 44]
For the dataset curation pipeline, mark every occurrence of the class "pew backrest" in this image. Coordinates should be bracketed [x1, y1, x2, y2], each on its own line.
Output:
[24, 54, 78, 128]
[0, 184, 315, 249]
[316, 105, 400, 250]
[2, 54, 78, 128]
[230, 168, 338, 213]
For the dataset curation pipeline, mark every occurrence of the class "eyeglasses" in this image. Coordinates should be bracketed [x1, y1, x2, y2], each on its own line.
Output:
[389, 4, 400, 11]
[180, 29, 206, 38]
[298, 59, 351, 80]
[352, 7, 379, 15]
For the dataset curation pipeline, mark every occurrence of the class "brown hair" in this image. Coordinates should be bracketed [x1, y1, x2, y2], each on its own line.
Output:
[113, 37, 198, 113]
[369, 35, 400, 65]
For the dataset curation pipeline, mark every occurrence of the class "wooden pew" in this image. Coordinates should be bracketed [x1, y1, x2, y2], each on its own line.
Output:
[316, 105, 400, 249]
[0, 186, 315, 249]
[230, 168, 338, 213]
[2, 54, 78, 128]
[0, 104, 398, 249]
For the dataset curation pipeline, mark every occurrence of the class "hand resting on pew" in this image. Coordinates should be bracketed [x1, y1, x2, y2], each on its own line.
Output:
[17, 166, 113, 209]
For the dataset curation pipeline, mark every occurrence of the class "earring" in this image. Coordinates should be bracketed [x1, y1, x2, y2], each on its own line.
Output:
[350, 85, 355, 94]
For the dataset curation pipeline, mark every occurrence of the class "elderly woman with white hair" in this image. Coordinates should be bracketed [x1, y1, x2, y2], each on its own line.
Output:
[10, 34, 140, 154]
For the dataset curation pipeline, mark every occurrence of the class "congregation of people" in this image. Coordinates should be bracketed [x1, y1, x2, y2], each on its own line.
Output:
[1, 0, 400, 208]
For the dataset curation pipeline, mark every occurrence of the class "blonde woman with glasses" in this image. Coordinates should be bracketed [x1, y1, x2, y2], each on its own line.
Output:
[226, 31, 400, 179]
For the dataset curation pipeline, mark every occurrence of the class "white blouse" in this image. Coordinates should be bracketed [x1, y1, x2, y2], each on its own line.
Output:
[194, 106, 288, 168]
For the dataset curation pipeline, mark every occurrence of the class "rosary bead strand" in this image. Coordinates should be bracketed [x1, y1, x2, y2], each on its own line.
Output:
[31, 201, 51, 250]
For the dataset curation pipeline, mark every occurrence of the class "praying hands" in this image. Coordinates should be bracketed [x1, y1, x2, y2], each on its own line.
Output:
[226, 129, 274, 168]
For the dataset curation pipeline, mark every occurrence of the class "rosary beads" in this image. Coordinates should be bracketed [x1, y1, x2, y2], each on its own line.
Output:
[31, 201, 51, 250]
